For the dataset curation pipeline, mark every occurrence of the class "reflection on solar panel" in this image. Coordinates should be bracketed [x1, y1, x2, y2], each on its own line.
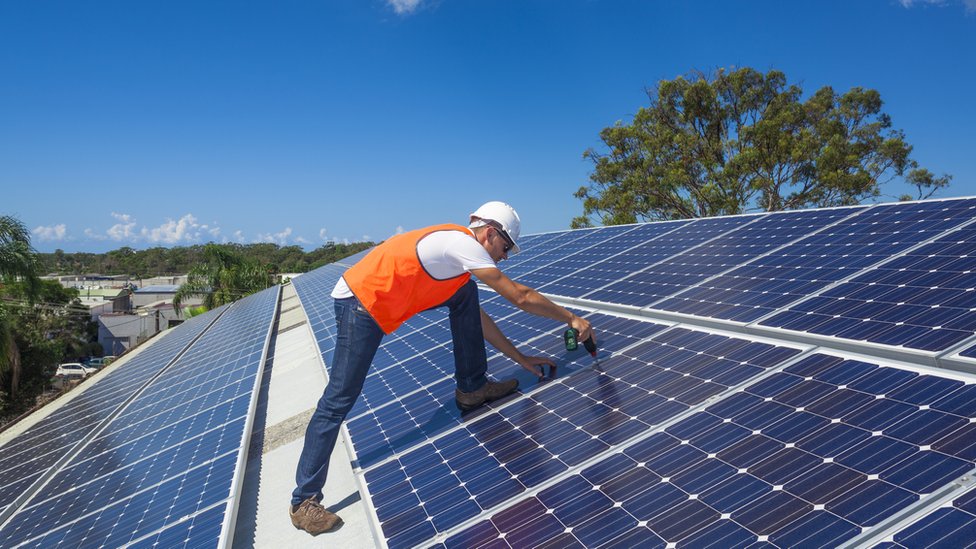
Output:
[365, 327, 803, 548]
[0, 305, 224, 522]
[0, 286, 278, 547]
[656, 200, 976, 326]
[762, 220, 976, 351]
[439, 353, 976, 548]
[280, 197, 976, 548]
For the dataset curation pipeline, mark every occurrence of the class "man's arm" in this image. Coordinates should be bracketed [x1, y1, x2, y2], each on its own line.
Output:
[470, 266, 593, 343]
[479, 308, 555, 376]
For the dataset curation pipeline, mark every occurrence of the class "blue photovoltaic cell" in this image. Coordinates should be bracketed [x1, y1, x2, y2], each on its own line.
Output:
[345, 309, 614, 469]
[444, 352, 976, 547]
[881, 487, 976, 548]
[127, 502, 226, 549]
[642, 199, 976, 324]
[503, 225, 638, 281]
[362, 325, 800, 548]
[344, 300, 529, 419]
[292, 263, 349, 359]
[763, 223, 976, 351]
[496, 230, 584, 273]
[507, 231, 568, 256]
[582, 215, 762, 306]
[522, 221, 689, 295]
[0, 305, 224, 518]
[651, 206, 865, 316]
[0, 286, 278, 547]
[630, 208, 862, 310]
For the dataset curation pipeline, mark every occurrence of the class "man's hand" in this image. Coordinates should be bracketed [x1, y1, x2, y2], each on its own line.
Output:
[517, 353, 556, 377]
[570, 314, 594, 345]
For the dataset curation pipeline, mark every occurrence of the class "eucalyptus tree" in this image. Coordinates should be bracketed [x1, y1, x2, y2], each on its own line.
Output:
[574, 67, 951, 227]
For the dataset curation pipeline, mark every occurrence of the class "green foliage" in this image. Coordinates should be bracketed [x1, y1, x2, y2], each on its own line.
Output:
[1, 215, 100, 419]
[36, 241, 375, 277]
[574, 67, 951, 227]
[173, 244, 271, 311]
[0, 215, 39, 294]
[184, 306, 208, 318]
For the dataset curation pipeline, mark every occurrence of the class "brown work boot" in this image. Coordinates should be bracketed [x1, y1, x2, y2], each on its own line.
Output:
[290, 497, 342, 535]
[455, 379, 519, 411]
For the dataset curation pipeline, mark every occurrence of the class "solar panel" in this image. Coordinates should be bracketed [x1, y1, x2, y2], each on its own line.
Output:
[278, 197, 976, 549]
[344, 308, 614, 470]
[518, 221, 690, 292]
[761, 218, 976, 351]
[502, 225, 640, 281]
[577, 214, 762, 306]
[0, 305, 224, 522]
[648, 199, 976, 324]
[0, 286, 279, 547]
[438, 352, 976, 548]
[880, 487, 976, 547]
[359, 325, 804, 547]
[8, 195, 957, 548]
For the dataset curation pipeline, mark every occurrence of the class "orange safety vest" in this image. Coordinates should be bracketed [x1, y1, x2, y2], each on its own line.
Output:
[342, 223, 475, 334]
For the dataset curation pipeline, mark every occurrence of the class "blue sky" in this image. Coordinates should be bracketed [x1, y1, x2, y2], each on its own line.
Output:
[2, 0, 974, 253]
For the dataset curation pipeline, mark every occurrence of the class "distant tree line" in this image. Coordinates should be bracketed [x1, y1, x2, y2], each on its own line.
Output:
[36, 241, 375, 278]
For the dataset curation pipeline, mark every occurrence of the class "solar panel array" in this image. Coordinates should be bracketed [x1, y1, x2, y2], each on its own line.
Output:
[5, 197, 976, 547]
[289, 197, 976, 549]
[0, 285, 278, 547]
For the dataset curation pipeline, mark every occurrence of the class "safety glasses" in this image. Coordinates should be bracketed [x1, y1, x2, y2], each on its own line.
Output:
[487, 221, 515, 253]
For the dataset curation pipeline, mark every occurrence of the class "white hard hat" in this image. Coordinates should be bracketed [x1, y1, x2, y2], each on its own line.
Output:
[469, 201, 521, 254]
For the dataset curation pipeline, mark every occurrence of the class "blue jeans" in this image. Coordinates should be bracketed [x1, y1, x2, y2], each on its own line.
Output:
[292, 279, 488, 505]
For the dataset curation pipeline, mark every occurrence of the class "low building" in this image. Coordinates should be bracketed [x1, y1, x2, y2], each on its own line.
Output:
[97, 299, 192, 355]
[76, 288, 131, 320]
[132, 285, 180, 308]
[136, 275, 188, 287]
[97, 312, 156, 355]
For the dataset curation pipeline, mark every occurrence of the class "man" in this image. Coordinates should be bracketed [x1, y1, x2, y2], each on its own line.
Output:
[289, 201, 595, 535]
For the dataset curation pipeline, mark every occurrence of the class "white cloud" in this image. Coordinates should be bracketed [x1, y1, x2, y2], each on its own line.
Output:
[295, 236, 311, 244]
[233, 230, 246, 243]
[256, 227, 293, 246]
[84, 228, 107, 241]
[208, 226, 221, 238]
[107, 212, 138, 241]
[33, 224, 67, 241]
[388, 0, 422, 15]
[394, 225, 405, 235]
[899, 0, 974, 10]
[141, 214, 205, 244]
[319, 228, 329, 241]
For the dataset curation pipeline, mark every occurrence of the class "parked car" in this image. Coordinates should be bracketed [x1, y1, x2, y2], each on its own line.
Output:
[102, 356, 117, 365]
[56, 363, 97, 378]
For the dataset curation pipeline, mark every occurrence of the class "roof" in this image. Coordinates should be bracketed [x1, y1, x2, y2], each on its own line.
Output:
[6, 197, 976, 547]
[75, 288, 128, 298]
[134, 284, 181, 293]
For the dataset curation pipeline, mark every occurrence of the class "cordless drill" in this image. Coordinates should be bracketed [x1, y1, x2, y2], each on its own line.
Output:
[564, 328, 597, 358]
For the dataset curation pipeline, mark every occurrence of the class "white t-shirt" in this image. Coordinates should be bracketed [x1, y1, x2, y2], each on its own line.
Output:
[331, 229, 496, 298]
